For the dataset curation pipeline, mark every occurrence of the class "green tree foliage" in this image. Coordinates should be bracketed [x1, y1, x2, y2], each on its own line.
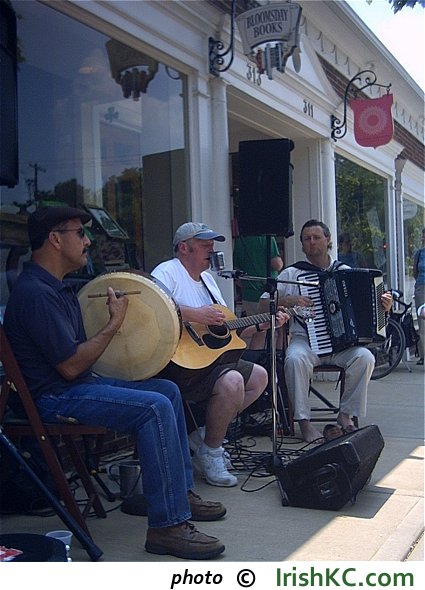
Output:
[387, 0, 425, 12]
[335, 155, 387, 274]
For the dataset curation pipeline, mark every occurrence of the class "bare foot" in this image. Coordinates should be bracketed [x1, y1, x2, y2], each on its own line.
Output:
[337, 412, 357, 432]
[299, 420, 324, 443]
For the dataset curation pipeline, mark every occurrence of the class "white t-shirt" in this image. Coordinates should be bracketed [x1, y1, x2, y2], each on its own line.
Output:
[151, 258, 226, 308]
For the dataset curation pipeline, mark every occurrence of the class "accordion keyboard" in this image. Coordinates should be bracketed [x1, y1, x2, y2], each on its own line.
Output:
[299, 273, 333, 355]
[298, 267, 385, 355]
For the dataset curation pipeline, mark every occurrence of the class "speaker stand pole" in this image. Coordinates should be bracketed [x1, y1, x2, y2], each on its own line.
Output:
[261, 268, 288, 504]
[261, 237, 289, 503]
[265, 279, 289, 504]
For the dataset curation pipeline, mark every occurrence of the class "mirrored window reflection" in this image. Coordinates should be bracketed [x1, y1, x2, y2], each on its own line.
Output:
[1, 0, 188, 303]
[335, 155, 388, 282]
[403, 200, 425, 303]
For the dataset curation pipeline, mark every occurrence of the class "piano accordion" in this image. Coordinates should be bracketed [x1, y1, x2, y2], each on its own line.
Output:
[298, 268, 387, 356]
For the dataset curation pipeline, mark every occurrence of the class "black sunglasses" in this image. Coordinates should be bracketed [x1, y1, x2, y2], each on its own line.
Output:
[52, 227, 86, 239]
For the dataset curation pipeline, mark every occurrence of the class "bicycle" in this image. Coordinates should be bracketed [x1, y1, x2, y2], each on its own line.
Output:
[368, 290, 417, 380]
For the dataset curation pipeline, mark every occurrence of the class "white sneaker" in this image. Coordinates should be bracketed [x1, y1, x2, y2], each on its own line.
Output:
[189, 427, 232, 469]
[192, 447, 238, 487]
[188, 426, 206, 453]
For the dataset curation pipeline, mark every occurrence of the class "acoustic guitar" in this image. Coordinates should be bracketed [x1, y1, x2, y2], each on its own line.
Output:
[168, 304, 315, 377]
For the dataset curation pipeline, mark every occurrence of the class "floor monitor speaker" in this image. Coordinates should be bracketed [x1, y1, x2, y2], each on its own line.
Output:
[238, 139, 294, 237]
[275, 425, 384, 510]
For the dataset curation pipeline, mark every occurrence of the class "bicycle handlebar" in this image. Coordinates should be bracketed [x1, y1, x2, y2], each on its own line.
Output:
[390, 290, 412, 312]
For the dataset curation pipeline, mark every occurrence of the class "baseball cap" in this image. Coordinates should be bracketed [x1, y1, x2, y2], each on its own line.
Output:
[173, 222, 225, 248]
[28, 206, 92, 250]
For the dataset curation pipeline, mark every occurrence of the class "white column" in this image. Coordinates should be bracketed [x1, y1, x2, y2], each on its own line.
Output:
[394, 155, 407, 291]
[320, 139, 338, 258]
[209, 76, 233, 307]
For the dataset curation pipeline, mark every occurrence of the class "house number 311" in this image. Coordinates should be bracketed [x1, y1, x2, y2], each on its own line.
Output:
[303, 100, 314, 117]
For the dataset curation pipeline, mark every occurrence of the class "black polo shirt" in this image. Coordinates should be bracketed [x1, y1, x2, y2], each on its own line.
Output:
[4, 262, 93, 399]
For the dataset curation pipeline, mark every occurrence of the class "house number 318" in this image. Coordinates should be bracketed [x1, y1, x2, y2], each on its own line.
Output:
[247, 64, 262, 86]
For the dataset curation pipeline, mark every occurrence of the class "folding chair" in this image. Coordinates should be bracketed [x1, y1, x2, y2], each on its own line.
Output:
[263, 321, 358, 434]
[0, 324, 108, 536]
[310, 364, 344, 418]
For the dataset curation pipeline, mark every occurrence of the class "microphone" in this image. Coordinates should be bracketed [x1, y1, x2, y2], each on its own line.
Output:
[217, 270, 246, 279]
[209, 251, 225, 272]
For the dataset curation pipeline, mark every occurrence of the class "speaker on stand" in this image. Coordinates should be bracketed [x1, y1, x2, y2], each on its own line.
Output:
[237, 138, 294, 238]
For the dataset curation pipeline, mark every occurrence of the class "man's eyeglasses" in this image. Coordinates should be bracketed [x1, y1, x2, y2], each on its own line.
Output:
[52, 227, 86, 239]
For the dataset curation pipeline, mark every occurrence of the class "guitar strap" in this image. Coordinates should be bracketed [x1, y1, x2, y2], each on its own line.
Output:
[201, 276, 244, 338]
[200, 276, 220, 305]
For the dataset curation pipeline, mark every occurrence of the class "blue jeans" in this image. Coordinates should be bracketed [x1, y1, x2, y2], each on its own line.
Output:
[36, 376, 193, 528]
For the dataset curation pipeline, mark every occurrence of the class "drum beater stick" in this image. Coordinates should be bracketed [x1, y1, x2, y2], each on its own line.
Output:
[87, 290, 142, 298]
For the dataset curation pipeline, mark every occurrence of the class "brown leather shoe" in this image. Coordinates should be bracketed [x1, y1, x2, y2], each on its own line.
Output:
[145, 521, 225, 560]
[188, 490, 226, 521]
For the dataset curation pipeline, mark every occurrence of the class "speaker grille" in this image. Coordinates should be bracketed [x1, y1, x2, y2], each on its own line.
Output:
[238, 139, 294, 237]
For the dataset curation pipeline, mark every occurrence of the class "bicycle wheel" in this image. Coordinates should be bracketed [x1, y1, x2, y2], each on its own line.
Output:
[369, 318, 406, 380]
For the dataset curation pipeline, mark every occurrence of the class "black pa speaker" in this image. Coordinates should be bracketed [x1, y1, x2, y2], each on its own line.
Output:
[0, 0, 18, 187]
[275, 425, 384, 510]
[238, 139, 294, 237]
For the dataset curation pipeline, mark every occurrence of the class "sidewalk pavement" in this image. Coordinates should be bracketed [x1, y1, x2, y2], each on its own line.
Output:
[1, 360, 423, 563]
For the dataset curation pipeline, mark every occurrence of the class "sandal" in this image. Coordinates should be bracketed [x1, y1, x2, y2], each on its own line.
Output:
[323, 424, 343, 442]
[341, 424, 357, 434]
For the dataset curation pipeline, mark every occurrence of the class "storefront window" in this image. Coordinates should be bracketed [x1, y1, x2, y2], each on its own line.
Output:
[403, 199, 425, 303]
[335, 155, 389, 282]
[1, 0, 189, 307]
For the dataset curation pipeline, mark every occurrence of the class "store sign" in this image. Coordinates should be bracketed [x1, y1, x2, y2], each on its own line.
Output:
[236, 2, 301, 53]
[350, 94, 394, 148]
[236, 2, 302, 79]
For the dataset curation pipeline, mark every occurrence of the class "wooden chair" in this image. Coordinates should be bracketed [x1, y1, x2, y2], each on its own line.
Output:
[0, 324, 108, 536]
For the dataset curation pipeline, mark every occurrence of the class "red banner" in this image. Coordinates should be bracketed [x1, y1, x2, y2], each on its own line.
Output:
[350, 94, 394, 148]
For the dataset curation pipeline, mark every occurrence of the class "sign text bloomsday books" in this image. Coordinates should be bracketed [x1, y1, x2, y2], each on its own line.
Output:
[236, 2, 302, 55]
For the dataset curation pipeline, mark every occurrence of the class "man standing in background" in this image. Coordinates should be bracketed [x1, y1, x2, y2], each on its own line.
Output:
[233, 235, 283, 315]
[413, 228, 425, 365]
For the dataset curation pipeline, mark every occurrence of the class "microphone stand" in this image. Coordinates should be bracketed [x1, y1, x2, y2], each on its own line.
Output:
[0, 426, 103, 561]
[218, 236, 319, 500]
[236, 272, 296, 502]
[219, 247, 318, 499]
[227, 270, 291, 445]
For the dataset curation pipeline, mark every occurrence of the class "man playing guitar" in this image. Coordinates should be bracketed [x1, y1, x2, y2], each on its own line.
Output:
[152, 222, 289, 487]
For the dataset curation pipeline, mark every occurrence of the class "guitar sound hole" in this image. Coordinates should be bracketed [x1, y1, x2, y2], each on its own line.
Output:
[208, 325, 229, 338]
[202, 333, 231, 349]
[203, 325, 231, 349]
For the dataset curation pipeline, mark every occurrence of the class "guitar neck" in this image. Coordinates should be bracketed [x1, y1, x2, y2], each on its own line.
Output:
[225, 313, 270, 331]
[225, 307, 298, 331]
